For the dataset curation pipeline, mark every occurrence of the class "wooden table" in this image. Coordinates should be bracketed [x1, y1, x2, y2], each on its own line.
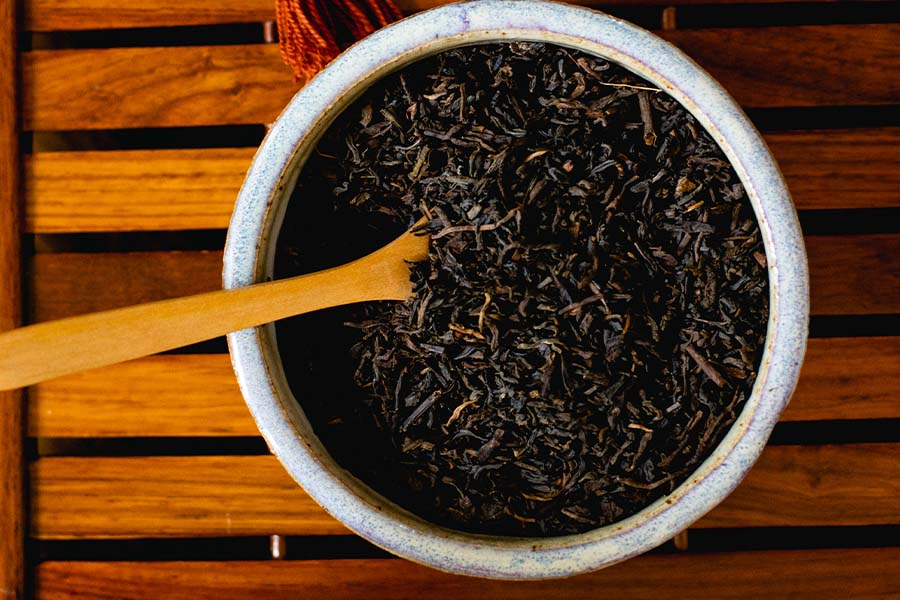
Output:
[2, 1, 899, 597]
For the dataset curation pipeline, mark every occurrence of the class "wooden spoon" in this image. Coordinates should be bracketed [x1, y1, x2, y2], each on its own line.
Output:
[0, 226, 430, 391]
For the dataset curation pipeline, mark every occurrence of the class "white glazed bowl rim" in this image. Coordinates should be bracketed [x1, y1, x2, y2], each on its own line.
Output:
[224, 0, 809, 580]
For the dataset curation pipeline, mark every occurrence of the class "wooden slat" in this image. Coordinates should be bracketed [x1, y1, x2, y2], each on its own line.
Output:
[23, 129, 900, 233]
[0, 0, 25, 596]
[700, 444, 900, 528]
[30, 443, 900, 538]
[26, 336, 900, 437]
[34, 549, 900, 600]
[764, 127, 900, 210]
[807, 234, 900, 315]
[660, 24, 900, 108]
[31, 455, 345, 538]
[28, 234, 900, 322]
[27, 355, 256, 437]
[23, 45, 300, 131]
[29, 251, 222, 322]
[23, 25, 900, 131]
[26, 0, 275, 31]
[25, 148, 255, 233]
[783, 336, 900, 422]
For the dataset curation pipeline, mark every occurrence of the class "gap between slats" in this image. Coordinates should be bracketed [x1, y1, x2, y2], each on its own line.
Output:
[28, 443, 900, 538]
[23, 127, 900, 233]
[26, 234, 900, 321]
[26, 336, 900, 437]
[22, 24, 900, 131]
[21, 0, 900, 31]
[33, 549, 900, 599]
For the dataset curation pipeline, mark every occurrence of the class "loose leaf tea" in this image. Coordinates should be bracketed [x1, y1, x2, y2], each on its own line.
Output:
[276, 42, 769, 536]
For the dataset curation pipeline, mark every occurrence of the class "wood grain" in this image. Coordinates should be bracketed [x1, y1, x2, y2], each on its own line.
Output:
[23, 129, 900, 233]
[661, 24, 900, 108]
[29, 444, 900, 538]
[764, 127, 900, 210]
[34, 549, 900, 600]
[25, 148, 255, 232]
[23, 45, 300, 131]
[807, 234, 900, 315]
[27, 336, 900, 437]
[0, 0, 25, 596]
[22, 25, 900, 131]
[29, 251, 222, 322]
[31, 455, 345, 538]
[783, 336, 900, 422]
[29, 234, 900, 321]
[28, 355, 256, 437]
[26, 0, 275, 31]
[699, 443, 900, 528]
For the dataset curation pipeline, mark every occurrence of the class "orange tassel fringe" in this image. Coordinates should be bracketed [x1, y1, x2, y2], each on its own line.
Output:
[276, 0, 403, 82]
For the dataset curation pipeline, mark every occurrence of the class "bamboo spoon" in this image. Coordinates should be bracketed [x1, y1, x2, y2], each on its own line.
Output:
[0, 226, 430, 391]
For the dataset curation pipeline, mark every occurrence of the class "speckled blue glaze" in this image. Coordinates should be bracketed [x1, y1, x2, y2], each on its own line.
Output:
[224, 0, 809, 579]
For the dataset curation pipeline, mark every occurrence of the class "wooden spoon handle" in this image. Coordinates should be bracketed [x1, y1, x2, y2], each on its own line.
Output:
[0, 241, 416, 391]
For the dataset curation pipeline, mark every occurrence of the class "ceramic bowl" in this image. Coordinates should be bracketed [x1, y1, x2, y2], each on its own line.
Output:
[223, 0, 809, 579]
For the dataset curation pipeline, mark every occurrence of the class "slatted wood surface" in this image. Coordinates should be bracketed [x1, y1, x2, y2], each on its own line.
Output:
[21, 24, 900, 131]
[28, 443, 900, 538]
[11, 0, 900, 598]
[33, 550, 900, 600]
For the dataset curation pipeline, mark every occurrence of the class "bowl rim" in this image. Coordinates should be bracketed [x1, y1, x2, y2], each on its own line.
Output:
[224, 0, 809, 580]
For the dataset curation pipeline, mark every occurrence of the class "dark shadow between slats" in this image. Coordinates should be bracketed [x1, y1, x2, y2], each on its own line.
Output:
[676, 1, 900, 29]
[31, 125, 265, 152]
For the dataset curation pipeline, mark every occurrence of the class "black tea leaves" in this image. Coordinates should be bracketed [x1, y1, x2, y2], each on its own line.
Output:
[276, 42, 769, 536]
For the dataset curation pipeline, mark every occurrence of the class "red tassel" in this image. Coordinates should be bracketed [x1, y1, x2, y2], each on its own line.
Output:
[276, 0, 403, 82]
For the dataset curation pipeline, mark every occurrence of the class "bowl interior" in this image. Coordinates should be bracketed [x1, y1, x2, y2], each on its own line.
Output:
[224, 0, 808, 579]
